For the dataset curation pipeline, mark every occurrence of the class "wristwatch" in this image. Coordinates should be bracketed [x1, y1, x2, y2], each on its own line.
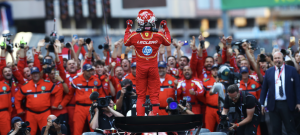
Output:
[61, 81, 65, 84]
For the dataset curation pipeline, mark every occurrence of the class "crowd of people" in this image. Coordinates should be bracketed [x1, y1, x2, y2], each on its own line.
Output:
[0, 18, 300, 135]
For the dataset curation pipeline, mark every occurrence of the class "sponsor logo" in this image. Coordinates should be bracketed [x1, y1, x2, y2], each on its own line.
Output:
[142, 46, 153, 55]
[137, 40, 158, 44]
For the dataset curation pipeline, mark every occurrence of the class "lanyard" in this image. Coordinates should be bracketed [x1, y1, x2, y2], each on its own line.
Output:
[275, 65, 284, 84]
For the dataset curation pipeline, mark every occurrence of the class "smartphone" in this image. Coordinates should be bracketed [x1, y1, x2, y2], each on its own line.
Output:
[260, 48, 265, 54]
[183, 40, 188, 46]
[274, 44, 279, 49]
[73, 34, 78, 39]
[290, 36, 295, 42]
[55, 70, 59, 76]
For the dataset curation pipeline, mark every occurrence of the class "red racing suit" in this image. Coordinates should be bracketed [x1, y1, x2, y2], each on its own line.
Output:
[124, 28, 171, 116]
[202, 77, 223, 132]
[177, 77, 205, 114]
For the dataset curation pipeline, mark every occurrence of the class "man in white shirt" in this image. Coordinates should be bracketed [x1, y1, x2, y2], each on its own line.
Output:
[260, 52, 300, 135]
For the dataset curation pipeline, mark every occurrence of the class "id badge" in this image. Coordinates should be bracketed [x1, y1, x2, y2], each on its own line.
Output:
[34, 94, 37, 98]
[277, 80, 281, 86]
[160, 88, 164, 91]
[85, 88, 88, 92]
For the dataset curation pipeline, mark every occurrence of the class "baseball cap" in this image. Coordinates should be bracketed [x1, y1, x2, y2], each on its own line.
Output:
[31, 67, 40, 74]
[83, 64, 93, 71]
[158, 61, 167, 68]
[218, 65, 230, 80]
[11, 116, 22, 127]
[240, 66, 249, 73]
[131, 62, 136, 68]
[212, 64, 219, 69]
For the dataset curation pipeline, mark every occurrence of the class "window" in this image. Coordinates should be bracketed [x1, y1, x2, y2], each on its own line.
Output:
[197, 0, 210, 10]
[213, 0, 221, 9]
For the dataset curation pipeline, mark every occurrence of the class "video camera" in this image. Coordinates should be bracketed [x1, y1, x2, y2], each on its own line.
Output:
[98, 43, 109, 50]
[45, 19, 58, 52]
[165, 97, 187, 115]
[218, 65, 241, 85]
[16, 37, 27, 49]
[1, 33, 14, 53]
[120, 79, 133, 96]
[90, 91, 111, 108]
[19, 121, 31, 135]
[217, 110, 237, 135]
[44, 32, 57, 52]
[43, 59, 55, 74]
[232, 39, 257, 55]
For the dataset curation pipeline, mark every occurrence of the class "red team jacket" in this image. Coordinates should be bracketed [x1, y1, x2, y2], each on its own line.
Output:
[177, 78, 205, 106]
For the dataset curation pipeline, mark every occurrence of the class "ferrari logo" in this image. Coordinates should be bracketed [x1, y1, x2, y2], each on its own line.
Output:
[191, 83, 194, 87]
[145, 32, 149, 37]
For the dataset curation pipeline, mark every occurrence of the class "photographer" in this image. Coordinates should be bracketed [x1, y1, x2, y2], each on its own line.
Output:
[116, 79, 136, 116]
[166, 102, 194, 115]
[8, 117, 30, 135]
[89, 99, 124, 132]
[41, 115, 67, 135]
[221, 84, 261, 135]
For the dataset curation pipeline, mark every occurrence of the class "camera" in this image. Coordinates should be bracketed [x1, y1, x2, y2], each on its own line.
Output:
[218, 65, 241, 85]
[98, 43, 109, 50]
[165, 97, 187, 115]
[65, 42, 71, 48]
[167, 97, 178, 111]
[232, 39, 257, 54]
[97, 97, 111, 108]
[90, 92, 111, 108]
[217, 110, 237, 135]
[216, 46, 221, 54]
[18, 38, 27, 49]
[2, 33, 12, 38]
[259, 54, 267, 62]
[179, 97, 187, 107]
[43, 59, 52, 65]
[281, 49, 290, 56]
[1, 33, 14, 53]
[19, 121, 31, 134]
[84, 38, 91, 45]
[43, 59, 54, 74]
[58, 36, 64, 43]
[52, 115, 66, 126]
[120, 79, 133, 95]
[45, 32, 57, 52]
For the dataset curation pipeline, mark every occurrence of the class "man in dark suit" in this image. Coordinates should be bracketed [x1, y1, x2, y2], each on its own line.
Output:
[260, 51, 300, 135]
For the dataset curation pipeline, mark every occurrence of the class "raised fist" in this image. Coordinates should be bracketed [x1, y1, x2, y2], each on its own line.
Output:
[126, 20, 133, 28]
[160, 20, 167, 28]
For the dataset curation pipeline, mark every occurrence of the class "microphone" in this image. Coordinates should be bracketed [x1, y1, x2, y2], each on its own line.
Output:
[166, 97, 174, 104]
[90, 92, 99, 101]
